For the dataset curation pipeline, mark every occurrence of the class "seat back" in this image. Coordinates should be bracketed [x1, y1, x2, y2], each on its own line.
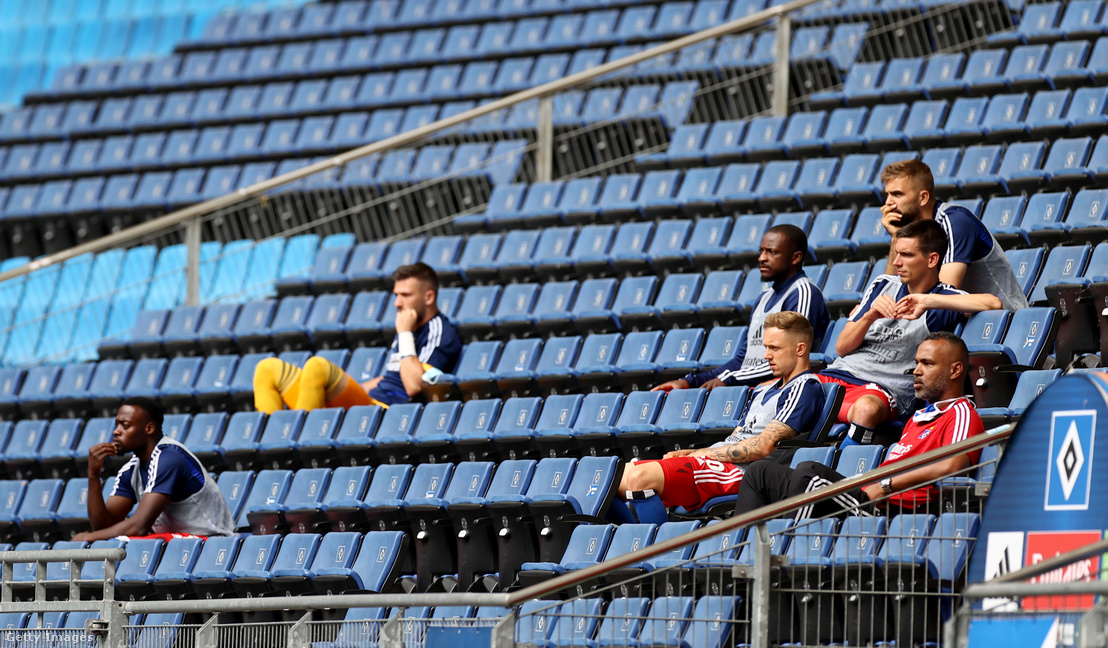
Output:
[364, 464, 414, 503]
[636, 597, 695, 648]
[836, 444, 886, 476]
[412, 401, 462, 439]
[831, 515, 888, 564]
[454, 399, 501, 438]
[216, 471, 254, 521]
[230, 534, 283, 576]
[962, 311, 1011, 347]
[656, 389, 709, 427]
[925, 512, 980, 581]
[1000, 307, 1059, 367]
[592, 597, 651, 646]
[191, 535, 242, 574]
[284, 469, 332, 509]
[333, 406, 385, 443]
[235, 470, 293, 527]
[613, 391, 666, 428]
[322, 466, 372, 505]
[558, 456, 621, 516]
[879, 513, 936, 562]
[558, 524, 617, 567]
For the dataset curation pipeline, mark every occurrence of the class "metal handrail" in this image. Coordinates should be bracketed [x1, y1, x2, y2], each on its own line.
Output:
[506, 424, 1013, 605]
[0, 0, 824, 284]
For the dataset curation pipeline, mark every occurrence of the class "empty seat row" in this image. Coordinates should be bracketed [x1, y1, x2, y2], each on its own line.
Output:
[187, 0, 807, 49]
[0, 14, 203, 67]
[44, 6, 862, 100]
[0, 82, 692, 173]
[0, 529, 405, 601]
[813, 37, 1108, 108]
[0, 141, 527, 219]
[642, 94, 1108, 171]
[0, 235, 335, 368]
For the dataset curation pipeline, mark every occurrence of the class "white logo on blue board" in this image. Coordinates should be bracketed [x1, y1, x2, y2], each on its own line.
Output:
[1044, 410, 1096, 511]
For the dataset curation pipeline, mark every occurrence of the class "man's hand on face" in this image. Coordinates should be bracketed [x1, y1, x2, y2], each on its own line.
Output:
[88, 442, 118, 478]
[880, 203, 903, 235]
[395, 307, 419, 333]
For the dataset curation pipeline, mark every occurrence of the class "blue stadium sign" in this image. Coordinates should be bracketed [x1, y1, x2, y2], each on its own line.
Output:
[969, 373, 1108, 598]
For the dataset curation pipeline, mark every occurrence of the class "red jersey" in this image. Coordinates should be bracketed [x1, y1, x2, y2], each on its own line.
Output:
[878, 397, 984, 507]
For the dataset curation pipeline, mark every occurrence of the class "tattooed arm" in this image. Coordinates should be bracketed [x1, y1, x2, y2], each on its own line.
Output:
[692, 421, 798, 464]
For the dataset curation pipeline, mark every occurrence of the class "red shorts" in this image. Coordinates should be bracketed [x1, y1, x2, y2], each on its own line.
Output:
[817, 374, 898, 423]
[639, 456, 746, 510]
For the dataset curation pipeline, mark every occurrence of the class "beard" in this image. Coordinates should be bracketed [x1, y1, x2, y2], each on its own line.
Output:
[914, 378, 948, 403]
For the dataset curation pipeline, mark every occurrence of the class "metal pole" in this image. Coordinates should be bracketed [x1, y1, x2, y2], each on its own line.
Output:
[103, 599, 128, 648]
[749, 523, 772, 648]
[536, 96, 554, 183]
[772, 15, 792, 117]
[1079, 602, 1108, 648]
[491, 610, 517, 648]
[287, 611, 312, 648]
[185, 217, 202, 307]
[379, 615, 403, 648]
[195, 614, 219, 648]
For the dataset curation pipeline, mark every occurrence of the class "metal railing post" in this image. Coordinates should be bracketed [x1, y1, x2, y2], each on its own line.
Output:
[102, 554, 117, 602]
[34, 560, 45, 602]
[195, 614, 219, 648]
[772, 15, 792, 117]
[287, 611, 312, 648]
[185, 217, 202, 307]
[750, 523, 772, 648]
[1079, 601, 1108, 648]
[102, 599, 129, 648]
[1, 562, 10, 604]
[379, 615, 404, 648]
[491, 610, 517, 648]
[536, 96, 555, 183]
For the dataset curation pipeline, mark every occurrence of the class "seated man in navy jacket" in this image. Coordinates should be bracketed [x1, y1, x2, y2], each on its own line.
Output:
[253, 262, 462, 411]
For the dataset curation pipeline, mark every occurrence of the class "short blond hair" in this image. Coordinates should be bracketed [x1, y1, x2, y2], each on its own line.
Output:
[880, 159, 935, 194]
[765, 311, 814, 348]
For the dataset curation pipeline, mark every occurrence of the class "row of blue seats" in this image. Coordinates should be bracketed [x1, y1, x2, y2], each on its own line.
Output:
[986, 0, 1108, 46]
[0, 0, 302, 26]
[0, 236, 331, 366]
[0, 234, 327, 317]
[813, 37, 1108, 107]
[0, 14, 205, 66]
[0, 530, 405, 600]
[0, 142, 527, 218]
[44, 15, 864, 100]
[644, 93, 1108, 169]
[0, 237, 1089, 374]
[3, 74, 697, 146]
[0, 377, 837, 475]
[0, 63, 62, 109]
[0, 79, 691, 164]
[0, 235, 1093, 374]
[188, 0, 782, 48]
[0, 346, 387, 416]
